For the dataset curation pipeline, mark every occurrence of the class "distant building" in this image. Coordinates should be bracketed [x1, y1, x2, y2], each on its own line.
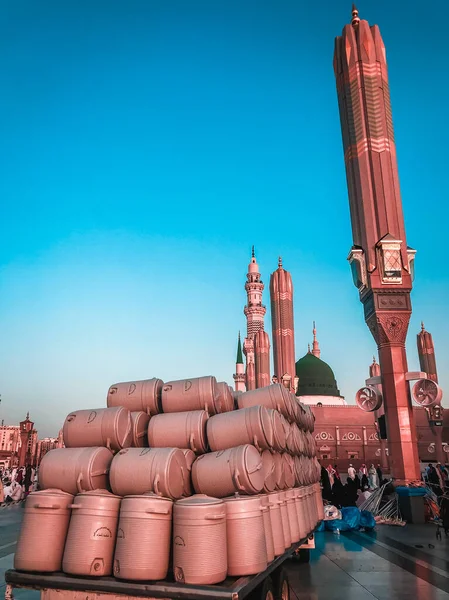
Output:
[0, 414, 61, 470]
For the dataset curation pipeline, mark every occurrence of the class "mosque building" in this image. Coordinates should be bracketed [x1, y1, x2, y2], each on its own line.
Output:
[232, 250, 448, 471]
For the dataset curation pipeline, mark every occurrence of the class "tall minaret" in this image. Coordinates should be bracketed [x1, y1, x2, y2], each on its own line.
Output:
[311, 322, 321, 359]
[233, 332, 246, 392]
[243, 247, 267, 390]
[254, 330, 271, 388]
[334, 6, 420, 483]
[270, 257, 296, 391]
[417, 322, 438, 383]
[417, 323, 444, 463]
[369, 356, 389, 471]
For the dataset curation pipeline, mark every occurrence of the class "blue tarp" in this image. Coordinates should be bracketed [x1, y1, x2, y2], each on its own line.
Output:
[323, 506, 374, 532]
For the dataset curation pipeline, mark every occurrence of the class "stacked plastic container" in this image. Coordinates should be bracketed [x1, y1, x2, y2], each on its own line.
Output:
[15, 377, 322, 585]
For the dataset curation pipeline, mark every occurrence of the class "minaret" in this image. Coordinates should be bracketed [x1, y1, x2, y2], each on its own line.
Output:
[233, 332, 246, 392]
[417, 322, 438, 382]
[417, 323, 444, 462]
[369, 356, 381, 378]
[311, 322, 321, 358]
[334, 7, 420, 482]
[18, 412, 34, 467]
[254, 330, 271, 388]
[270, 257, 296, 391]
[243, 247, 267, 390]
[369, 356, 389, 471]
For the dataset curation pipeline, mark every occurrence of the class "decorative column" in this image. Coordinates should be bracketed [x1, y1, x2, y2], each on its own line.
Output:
[243, 247, 267, 390]
[233, 332, 246, 392]
[270, 257, 296, 391]
[334, 6, 420, 483]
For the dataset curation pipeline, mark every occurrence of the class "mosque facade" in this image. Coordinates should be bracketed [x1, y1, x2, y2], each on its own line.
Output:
[233, 250, 448, 471]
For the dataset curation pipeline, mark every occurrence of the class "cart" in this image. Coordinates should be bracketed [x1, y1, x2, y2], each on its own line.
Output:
[5, 531, 318, 600]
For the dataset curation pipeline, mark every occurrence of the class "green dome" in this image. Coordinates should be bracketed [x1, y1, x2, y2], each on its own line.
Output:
[295, 352, 341, 397]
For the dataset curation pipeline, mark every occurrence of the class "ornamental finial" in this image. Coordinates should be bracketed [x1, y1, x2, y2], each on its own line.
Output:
[351, 4, 360, 27]
[278, 256, 283, 268]
[421, 321, 425, 332]
[251, 245, 255, 258]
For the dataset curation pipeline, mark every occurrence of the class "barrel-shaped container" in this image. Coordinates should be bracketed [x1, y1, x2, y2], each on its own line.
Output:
[130, 411, 150, 448]
[207, 406, 273, 452]
[224, 495, 267, 576]
[192, 445, 264, 498]
[216, 382, 234, 413]
[282, 453, 296, 489]
[273, 453, 285, 491]
[173, 495, 227, 585]
[14, 489, 74, 572]
[237, 384, 291, 420]
[63, 407, 132, 452]
[162, 376, 219, 415]
[259, 495, 275, 563]
[300, 487, 312, 536]
[285, 489, 300, 543]
[107, 378, 163, 416]
[148, 411, 208, 454]
[110, 447, 187, 500]
[278, 491, 292, 549]
[181, 449, 196, 497]
[293, 488, 308, 540]
[261, 450, 276, 493]
[267, 492, 285, 556]
[314, 482, 325, 522]
[270, 411, 287, 452]
[62, 490, 121, 577]
[39, 447, 113, 495]
[113, 495, 173, 581]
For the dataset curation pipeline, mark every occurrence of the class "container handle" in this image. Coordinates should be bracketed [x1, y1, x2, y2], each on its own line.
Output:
[33, 503, 61, 510]
[205, 513, 226, 520]
[247, 462, 263, 475]
[68, 504, 82, 509]
[145, 507, 170, 515]
[106, 437, 112, 451]
[76, 473, 85, 493]
[189, 433, 197, 453]
[153, 474, 161, 496]
[252, 435, 262, 452]
[91, 468, 110, 477]
[232, 470, 245, 491]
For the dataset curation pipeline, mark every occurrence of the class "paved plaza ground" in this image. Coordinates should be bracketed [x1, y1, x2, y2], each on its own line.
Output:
[1, 503, 449, 600]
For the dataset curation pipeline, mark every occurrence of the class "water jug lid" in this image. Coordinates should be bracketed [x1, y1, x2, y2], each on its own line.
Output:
[31, 488, 73, 498]
[79, 489, 121, 499]
[176, 494, 223, 506]
[243, 445, 265, 491]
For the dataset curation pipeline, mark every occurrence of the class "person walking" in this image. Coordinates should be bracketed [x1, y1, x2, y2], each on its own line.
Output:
[24, 464, 33, 497]
[376, 464, 383, 485]
[368, 464, 378, 489]
[327, 464, 336, 487]
[348, 464, 356, 480]
[333, 465, 341, 481]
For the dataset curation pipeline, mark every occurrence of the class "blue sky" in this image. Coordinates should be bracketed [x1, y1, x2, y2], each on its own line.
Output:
[1, 0, 448, 437]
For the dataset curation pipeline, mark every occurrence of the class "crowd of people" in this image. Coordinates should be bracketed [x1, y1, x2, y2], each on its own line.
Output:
[0, 465, 38, 505]
[320, 462, 386, 508]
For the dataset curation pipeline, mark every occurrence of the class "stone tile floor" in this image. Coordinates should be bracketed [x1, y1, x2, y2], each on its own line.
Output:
[2, 503, 448, 600]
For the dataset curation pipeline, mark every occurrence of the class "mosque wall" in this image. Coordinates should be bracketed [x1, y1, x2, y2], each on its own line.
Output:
[313, 405, 449, 471]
